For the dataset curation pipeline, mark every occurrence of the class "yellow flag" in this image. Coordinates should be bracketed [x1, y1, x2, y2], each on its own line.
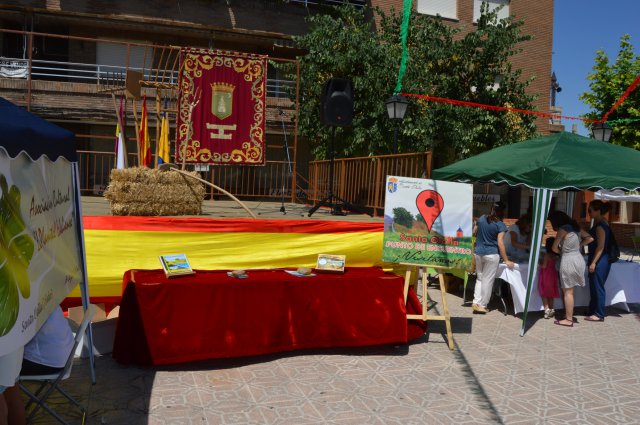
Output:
[158, 113, 170, 164]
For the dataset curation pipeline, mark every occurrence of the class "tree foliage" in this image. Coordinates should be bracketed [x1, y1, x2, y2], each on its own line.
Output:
[393, 207, 414, 228]
[278, 4, 538, 162]
[580, 34, 640, 150]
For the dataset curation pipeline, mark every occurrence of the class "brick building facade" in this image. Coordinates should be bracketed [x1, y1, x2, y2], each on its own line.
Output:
[0, 0, 570, 218]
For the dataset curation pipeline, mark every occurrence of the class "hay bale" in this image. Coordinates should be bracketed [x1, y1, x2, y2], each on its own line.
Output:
[104, 167, 206, 216]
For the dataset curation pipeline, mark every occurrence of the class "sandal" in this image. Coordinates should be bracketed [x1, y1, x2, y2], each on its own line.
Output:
[584, 316, 604, 322]
[553, 319, 574, 327]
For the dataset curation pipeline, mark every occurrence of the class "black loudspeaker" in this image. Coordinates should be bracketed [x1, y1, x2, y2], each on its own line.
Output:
[321, 78, 353, 127]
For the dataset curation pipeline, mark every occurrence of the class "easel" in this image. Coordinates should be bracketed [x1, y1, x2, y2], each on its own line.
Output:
[402, 264, 454, 350]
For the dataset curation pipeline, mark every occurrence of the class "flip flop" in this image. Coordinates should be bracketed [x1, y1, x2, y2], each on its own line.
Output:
[553, 319, 574, 327]
[584, 316, 605, 322]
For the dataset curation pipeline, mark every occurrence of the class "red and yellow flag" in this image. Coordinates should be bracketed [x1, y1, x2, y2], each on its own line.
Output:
[139, 95, 152, 167]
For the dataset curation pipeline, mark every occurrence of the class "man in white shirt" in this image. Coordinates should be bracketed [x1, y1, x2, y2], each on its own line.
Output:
[21, 307, 74, 376]
[504, 215, 531, 263]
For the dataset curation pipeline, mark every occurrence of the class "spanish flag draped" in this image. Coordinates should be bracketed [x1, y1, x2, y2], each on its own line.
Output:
[72, 217, 387, 298]
[139, 95, 152, 167]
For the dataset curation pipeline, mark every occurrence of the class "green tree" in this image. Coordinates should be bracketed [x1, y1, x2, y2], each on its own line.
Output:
[393, 207, 414, 228]
[279, 4, 537, 162]
[378, 3, 537, 161]
[415, 213, 425, 225]
[580, 34, 640, 150]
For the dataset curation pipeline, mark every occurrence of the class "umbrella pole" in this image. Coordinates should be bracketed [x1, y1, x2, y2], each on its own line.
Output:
[519, 188, 553, 336]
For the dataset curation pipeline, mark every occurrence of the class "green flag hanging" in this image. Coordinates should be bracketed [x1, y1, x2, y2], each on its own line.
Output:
[393, 0, 413, 95]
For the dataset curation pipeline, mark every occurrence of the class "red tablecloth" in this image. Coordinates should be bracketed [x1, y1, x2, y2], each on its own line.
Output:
[113, 267, 426, 366]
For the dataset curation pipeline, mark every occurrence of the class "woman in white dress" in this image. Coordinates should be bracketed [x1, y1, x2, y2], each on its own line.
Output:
[549, 211, 593, 327]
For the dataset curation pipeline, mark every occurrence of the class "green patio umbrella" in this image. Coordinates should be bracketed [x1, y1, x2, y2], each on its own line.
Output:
[433, 131, 640, 336]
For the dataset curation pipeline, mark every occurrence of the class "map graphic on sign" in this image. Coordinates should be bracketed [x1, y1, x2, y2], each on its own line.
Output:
[382, 177, 473, 270]
[416, 190, 444, 232]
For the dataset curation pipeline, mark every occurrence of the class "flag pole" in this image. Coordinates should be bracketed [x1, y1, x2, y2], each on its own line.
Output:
[111, 93, 128, 168]
[132, 98, 141, 166]
[154, 91, 161, 168]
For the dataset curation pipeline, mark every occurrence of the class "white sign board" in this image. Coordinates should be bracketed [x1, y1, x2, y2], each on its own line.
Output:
[382, 177, 474, 270]
[0, 149, 83, 355]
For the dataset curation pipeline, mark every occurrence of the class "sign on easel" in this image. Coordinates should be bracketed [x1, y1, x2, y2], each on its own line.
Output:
[383, 177, 473, 351]
[382, 177, 473, 269]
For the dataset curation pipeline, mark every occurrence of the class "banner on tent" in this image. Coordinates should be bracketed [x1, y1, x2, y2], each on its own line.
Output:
[175, 48, 266, 165]
[0, 149, 83, 356]
[382, 177, 473, 270]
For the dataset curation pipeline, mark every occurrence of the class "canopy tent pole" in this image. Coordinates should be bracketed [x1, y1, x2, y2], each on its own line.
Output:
[72, 163, 96, 383]
[519, 188, 553, 336]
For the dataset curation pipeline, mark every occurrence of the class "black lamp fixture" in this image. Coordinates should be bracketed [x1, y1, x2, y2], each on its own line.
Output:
[591, 122, 612, 142]
[385, 95, 409, 155]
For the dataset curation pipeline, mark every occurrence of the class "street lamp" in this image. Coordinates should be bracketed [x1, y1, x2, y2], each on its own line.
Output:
[386, 95, 409, 155]
[591, 122, 612, 142]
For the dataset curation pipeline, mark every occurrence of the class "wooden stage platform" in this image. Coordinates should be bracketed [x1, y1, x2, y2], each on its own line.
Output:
[81, 196, 383, 223]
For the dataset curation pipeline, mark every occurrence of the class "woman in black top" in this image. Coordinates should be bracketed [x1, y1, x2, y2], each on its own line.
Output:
[585, 200, 612, 322]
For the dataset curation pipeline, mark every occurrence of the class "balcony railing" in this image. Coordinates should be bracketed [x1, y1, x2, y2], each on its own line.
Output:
[288, 0, 366, 7]
[0, 56, 295, 98]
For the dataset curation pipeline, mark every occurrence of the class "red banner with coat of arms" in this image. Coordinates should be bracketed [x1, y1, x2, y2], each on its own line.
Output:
[175, 48, 266, 165]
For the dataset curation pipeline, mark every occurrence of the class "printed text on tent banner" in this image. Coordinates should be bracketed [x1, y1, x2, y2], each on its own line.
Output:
[0, 149, 84, 356]
[383, 177, 473, 270]
[175, 48, 266, 165]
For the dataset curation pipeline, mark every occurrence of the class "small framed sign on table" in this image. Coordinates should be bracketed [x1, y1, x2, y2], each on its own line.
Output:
[159, 254, 195, 278]
[316, 254, 346, 273]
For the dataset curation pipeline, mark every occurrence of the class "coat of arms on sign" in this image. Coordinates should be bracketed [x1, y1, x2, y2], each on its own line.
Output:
[211, 83, 235, 120]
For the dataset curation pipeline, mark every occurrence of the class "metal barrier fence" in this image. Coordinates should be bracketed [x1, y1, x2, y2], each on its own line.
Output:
[76, 150, 303, 201]
[308, 152, 433, 214]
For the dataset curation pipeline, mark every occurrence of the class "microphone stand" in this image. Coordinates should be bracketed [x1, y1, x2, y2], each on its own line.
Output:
[278, 108, 293, 214]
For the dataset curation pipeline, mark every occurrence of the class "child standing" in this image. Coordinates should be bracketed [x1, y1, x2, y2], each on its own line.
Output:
[539, 237, 560, 319]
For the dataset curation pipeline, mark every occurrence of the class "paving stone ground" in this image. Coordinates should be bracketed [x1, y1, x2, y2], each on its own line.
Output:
[23, 199, 640, 424]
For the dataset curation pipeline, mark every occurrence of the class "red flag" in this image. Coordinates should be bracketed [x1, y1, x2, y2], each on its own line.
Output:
[139, 95, 152, 167]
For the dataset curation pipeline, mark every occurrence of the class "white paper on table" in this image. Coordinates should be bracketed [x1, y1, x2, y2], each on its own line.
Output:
[284, 270, 316, 278]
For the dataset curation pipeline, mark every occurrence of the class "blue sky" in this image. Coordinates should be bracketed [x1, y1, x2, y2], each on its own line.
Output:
[552, 0, 640, 136]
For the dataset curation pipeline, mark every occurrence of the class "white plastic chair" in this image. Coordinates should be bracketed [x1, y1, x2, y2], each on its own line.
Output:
[19, 304, 96, 425]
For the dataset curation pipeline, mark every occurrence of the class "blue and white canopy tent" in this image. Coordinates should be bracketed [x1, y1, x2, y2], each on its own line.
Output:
[0, 97, 95, 382]
[433, 132, 640, 335]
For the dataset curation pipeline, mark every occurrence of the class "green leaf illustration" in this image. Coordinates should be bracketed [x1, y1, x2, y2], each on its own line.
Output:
[0, 265, 19, 337]
[0, 174, 35, 337]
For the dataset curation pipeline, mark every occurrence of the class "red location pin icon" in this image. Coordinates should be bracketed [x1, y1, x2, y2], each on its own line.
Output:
[416, 190, 444, 232]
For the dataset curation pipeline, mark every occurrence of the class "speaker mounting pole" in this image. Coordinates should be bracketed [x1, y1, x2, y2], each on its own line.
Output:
[308, 127, 372, 218]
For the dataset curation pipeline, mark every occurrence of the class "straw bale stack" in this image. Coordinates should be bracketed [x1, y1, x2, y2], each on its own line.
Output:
[104, 167, 206, 216]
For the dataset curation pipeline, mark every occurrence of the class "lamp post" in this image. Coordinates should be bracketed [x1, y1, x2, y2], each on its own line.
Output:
[591, 122, 612, 142]
[386, 95, 409, 155]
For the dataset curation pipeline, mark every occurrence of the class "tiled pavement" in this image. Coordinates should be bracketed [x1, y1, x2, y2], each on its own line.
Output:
[24, 199, 640, 424]
[25, 283, 640, 425]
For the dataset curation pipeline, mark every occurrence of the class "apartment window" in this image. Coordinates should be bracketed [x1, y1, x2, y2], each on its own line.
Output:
[473, 0, 510, 22]
[417, 0, 457, 20]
